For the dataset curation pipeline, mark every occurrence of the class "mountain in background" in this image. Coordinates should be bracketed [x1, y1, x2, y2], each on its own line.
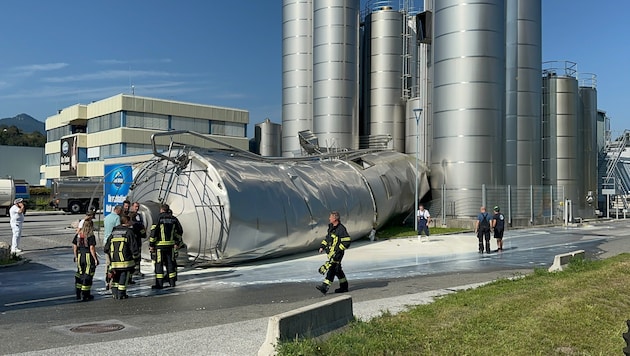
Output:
[0, 114, 45, 134]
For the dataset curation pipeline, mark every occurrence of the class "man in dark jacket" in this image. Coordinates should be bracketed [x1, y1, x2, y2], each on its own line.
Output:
[491, 206, 506, 251]
[316, 211, 351, 295]
[149, 204, 183, 289]
[104, 215, 138, 299]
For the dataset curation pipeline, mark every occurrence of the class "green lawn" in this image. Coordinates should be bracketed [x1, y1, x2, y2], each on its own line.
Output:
[278, 254, 630, 355]
[375, 225, 468, 240]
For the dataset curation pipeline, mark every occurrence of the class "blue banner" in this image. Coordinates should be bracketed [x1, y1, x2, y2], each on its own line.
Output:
[104, 164, 133, 216]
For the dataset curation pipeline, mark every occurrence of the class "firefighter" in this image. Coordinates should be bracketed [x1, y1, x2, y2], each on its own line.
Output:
[149, 204, 183, 289]
[316, 211, 351, 295]
[104, 215, 138, 299]
[72, 220, 99, 301]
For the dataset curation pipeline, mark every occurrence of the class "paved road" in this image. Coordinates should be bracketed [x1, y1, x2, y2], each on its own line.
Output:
[1, 213, 630, 355]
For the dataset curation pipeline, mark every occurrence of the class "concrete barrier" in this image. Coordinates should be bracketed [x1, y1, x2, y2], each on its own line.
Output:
[258, 295, 353, 356]
[548, 250, 585, 272]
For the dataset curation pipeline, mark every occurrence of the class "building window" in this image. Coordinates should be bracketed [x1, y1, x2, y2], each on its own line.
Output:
[46, 126, 72, 142]
[210, 121, 245, 137]
[88, 112, 122, 133]
[46, 153, 60, 166]
[126, 111, 169, 130]
[171, 116, 210, 133]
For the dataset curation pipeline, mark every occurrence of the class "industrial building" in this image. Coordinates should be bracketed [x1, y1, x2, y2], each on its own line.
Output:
[278, 0, 616, 225]
[42, 94, 249, 185]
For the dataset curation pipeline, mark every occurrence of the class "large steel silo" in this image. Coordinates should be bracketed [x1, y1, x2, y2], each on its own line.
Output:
[506, 0, 542, 187]
[542, 62, 581, 207]
[313, 0, 360, 151]
[579, 75, 598, 215]
[364, 5, 405, 152]
[431, 0, 506, 217]
[282, 0, 313, 157]
[129, 135, 429, 265]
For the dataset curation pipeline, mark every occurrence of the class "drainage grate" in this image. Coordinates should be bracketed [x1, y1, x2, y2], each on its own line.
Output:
[70, 323, 125, 334]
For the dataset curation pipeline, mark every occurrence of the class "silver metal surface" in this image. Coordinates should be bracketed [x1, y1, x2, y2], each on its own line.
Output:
[364, 7, 405, 152]
[431, 0, 506, 217]
[542, 71, 581, 206]
[255, 118, 282, 157]
[130, 146, 429, 265]
[281, 0, 313, 157]
[312, 0, 360, 151]
[579, 84, 598, 215]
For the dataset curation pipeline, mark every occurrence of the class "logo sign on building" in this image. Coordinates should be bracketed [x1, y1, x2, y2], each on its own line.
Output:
[60, 136, 78, 177]
[104, 164, 132, 216]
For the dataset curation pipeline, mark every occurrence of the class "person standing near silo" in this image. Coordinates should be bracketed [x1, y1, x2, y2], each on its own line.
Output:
[149, 204, 183, 289]
[475, 206, 492, 254]
[417, 204, 431, 237]
[491, 206, 506, 252]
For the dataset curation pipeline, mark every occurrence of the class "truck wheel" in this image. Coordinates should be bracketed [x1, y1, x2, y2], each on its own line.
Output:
[69, 201, 83, 214]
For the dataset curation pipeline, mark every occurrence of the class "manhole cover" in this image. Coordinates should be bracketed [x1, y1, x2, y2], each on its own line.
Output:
[69, 323, 125, 334]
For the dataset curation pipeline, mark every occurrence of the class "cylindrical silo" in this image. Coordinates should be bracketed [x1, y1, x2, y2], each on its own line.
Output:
[542, 62, 581, 207]
[313, 0, 360, 151]
[255, 118, 283, 157]
[506, 0, 542, 221]
[129, 146, 426, 265]
[431, 0, 506, 217]
[579, 74, 598, 216]
[282, 0, 313, 157]
[364, 6, 405, 152]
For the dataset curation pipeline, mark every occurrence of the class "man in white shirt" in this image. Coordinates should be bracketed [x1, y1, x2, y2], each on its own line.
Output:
[9, 198, 25, 253]
[417, 204, 431, 236]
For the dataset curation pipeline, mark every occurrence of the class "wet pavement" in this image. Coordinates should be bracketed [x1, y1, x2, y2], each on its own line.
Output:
[2, 213, 630, 355]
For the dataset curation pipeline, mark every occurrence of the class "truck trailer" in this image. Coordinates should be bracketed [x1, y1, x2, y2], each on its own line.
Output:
[0, 178, 15, 216]
[50, 177, 103, 214]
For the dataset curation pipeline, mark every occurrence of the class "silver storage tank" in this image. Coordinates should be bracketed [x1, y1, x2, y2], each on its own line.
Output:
[431, 0, 506, 217]
[579, 76, 598, 215]
[255, 118, 282, 157]
[129, 148, 429, 265]
[505, 0, 542, 187]
[364, 6, 405, 152]
[282, 0, 313, 157]
[542, 62, 581, 207]
[313, 0, 360, 151]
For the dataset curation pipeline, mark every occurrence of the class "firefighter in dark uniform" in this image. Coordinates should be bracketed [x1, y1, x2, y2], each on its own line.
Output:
[316, 211, 351, 295]
[104, 215, 138, 299]
[149, 204, 183, 289]
[129, 205, 146, 278]
[72, 220, 99, 301]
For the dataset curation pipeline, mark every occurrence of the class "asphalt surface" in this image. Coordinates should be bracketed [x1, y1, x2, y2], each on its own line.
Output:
[2, 212, 630, 355]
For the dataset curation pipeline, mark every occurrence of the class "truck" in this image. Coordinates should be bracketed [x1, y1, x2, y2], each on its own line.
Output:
[50, 177, 103, 214]
[0, 178, 15, 216]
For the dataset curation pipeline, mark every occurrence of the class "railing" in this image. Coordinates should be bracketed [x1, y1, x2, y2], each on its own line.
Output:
[423, 184, 567, 227]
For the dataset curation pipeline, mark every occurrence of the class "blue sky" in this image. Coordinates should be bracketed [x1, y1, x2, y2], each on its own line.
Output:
[0, 1, 627, 136]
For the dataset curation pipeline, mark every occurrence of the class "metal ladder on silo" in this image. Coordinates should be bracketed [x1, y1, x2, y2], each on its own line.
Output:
[156, 141, 190, 203]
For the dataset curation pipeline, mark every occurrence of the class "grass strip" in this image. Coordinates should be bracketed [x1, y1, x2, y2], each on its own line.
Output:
[278, 254, 630, 355]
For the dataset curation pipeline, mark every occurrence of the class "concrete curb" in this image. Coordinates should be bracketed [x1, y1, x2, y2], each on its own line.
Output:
[258, 295, 353, 356]
[548, 250, 585, 272]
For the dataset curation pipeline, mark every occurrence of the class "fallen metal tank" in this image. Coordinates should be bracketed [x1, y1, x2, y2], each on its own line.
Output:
[129, 131, 429, 265]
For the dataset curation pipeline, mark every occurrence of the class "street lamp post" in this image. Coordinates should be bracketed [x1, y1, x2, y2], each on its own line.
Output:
[413, 108, 423, 234]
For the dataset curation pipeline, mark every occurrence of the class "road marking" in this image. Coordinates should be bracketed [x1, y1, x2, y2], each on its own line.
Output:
[5, 294, 74, 307]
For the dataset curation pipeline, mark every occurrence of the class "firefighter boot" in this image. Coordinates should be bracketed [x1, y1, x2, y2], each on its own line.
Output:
[75, 288, 81, 300]
[316, 283, 329, 295]
[169, 278, 176, 288]
[335, 281, 349, 293]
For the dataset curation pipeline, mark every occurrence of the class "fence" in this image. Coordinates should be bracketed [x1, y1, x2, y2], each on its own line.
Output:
[425, 184, 566, 227]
